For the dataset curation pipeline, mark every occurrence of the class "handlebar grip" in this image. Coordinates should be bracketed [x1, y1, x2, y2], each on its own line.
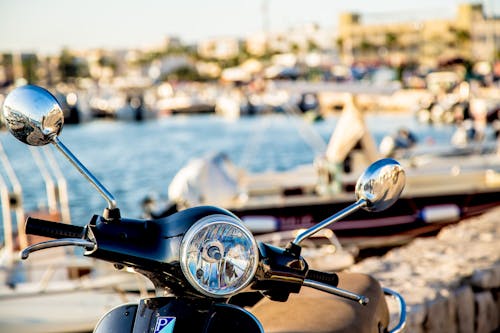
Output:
[306, 269, 339, 287]
[25, 217, 85, 239]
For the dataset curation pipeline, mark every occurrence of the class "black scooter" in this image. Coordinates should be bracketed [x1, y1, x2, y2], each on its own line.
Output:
[2, 85, 407, 333]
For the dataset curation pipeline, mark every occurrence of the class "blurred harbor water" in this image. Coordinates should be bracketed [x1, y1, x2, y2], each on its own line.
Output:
[0, 112, 465, 242]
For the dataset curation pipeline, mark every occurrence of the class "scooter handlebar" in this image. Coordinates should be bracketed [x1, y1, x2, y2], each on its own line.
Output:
[305, 269, 339, 286]
[25, 217, 85, 239]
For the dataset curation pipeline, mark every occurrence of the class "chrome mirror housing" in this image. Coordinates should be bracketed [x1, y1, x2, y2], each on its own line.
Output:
[2, 85, 64, 146]
[355, 158, 405, 212]
[293, 158, 405, 245]
[2, 85, 119, 216]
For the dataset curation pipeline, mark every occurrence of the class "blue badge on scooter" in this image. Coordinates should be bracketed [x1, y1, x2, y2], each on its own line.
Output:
[154, 316, 176, 333]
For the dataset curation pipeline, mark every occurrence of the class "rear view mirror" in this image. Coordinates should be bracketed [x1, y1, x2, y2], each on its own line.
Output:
[355, 158, 405, 212]
[3, 85, 64, 146]
[2, 85, 118, 217]
[293, 158, 405, 245]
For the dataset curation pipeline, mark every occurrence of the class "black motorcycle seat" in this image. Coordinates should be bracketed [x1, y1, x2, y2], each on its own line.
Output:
[249, 272, 389, 333]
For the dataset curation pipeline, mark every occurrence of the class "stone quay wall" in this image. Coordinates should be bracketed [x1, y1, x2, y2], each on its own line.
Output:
[349, 207, 500, 333]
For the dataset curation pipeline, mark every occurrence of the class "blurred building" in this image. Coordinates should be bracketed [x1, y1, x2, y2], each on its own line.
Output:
[337, 3, 499, 67]
[0, 53, 43, 86]
[37, 55, 61, 86]
[246, 23, 335, 56]
[0, 54, 16, 86]
[197, 37, 240, 60]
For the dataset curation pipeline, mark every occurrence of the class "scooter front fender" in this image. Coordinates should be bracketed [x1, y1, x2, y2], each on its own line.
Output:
[93, 303, 137, 333]
[93, 297, 263, 333]
[94, 297, 208, 333]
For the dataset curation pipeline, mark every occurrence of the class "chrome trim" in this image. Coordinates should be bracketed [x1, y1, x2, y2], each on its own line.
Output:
[303, 279, 369, 305]
[293, 157, 405, 245]
[2, 85, 64, 146]
[53, 136, 117, 210]
[383, 287, 407, 333]
[354, 158, 405, 213]
[21, 238, 96, 259]
[293, 199, 367, 245]
[180, 214, 259, 298]
[2, 85, 117, 211]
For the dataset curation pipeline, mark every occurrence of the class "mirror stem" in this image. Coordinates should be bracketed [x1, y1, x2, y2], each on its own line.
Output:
[292, 199, 366, 245]
[52, 136, 118, 211]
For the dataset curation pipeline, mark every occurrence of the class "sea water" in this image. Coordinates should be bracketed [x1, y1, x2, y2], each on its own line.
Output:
[0, 112, 461, 243]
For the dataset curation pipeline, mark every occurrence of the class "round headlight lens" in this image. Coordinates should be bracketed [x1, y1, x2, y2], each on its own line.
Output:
[180, 214, 259, 297]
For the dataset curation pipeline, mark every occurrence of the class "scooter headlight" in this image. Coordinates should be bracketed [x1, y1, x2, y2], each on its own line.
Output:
[180, 214, 259, 298]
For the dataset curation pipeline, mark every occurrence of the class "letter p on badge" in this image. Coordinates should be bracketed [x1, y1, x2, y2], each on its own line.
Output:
[154, 316, 176, 333]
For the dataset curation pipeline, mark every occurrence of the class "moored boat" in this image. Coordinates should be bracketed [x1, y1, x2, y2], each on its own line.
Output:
[145, 93, 500, 250]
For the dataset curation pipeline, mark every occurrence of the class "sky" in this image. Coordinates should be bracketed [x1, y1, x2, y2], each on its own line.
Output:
[0, 0, 497, 55]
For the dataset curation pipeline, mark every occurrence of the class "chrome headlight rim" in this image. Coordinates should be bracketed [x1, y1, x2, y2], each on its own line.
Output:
[180, 214, 259, 298]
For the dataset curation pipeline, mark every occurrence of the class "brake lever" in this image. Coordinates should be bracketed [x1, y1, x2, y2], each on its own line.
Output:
[21, 238, 96, 259]
[303, 279, 369, 305]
